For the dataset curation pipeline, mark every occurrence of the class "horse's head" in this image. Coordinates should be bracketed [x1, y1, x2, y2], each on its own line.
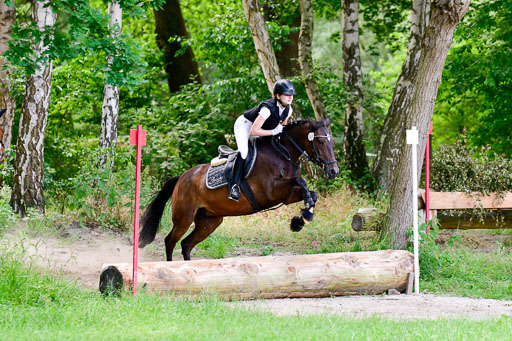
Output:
[305, 117, 339, 179]
[284, 117, 339, 179]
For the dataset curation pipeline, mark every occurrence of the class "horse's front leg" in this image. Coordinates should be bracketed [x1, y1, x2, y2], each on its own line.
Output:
[295, 177, 316, 222]
[284, 178, 316, 232]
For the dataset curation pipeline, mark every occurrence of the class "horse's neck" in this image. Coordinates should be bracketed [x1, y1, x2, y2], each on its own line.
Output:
[281, 130, 308, 163]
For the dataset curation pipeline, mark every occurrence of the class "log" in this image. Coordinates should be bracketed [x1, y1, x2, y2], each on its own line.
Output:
[351, 208, 380, 231]
[99, 250, 414, 299]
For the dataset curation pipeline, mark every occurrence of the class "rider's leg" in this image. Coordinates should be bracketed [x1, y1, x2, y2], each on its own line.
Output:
[228, 154, 245, 201]
[229, 116, 251, 201]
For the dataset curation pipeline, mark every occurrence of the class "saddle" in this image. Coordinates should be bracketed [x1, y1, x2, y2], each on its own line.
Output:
[205, 139, 258, 190]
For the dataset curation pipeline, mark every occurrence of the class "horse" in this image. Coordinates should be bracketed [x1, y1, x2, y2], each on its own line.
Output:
[138, 117, 339, 261]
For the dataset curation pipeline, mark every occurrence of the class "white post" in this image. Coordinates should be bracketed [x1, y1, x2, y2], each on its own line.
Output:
[406, 126, 419, 294]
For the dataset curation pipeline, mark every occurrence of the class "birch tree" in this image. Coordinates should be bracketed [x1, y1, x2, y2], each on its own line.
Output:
[381, 0, 471, 249]
[342, 0, 368, 180]
[99, 1, 122, 170]
[11, 0, 56, 215]
[0, 0, 16, 154]
[298, 0, 327, 120]
[242, 0, 282, 94]
[372, 0, 431, 193]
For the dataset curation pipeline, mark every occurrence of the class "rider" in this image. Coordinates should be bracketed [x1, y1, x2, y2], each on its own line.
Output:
[228, 79, 296, 201]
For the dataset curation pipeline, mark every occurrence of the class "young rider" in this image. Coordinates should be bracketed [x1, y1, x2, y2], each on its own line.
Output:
[228, 79, 296, 201]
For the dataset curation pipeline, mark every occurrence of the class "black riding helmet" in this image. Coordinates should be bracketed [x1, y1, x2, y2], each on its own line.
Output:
[273, 79, 297, 96]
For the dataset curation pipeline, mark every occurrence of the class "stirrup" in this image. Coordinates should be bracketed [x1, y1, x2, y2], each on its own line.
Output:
[228, 184, 240, 202]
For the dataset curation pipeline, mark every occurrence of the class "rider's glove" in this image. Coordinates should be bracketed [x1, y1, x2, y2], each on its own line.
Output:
[272, 124, 284, 136]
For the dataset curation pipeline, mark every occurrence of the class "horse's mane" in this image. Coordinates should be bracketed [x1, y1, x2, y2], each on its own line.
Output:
[283, 119, 325, 132]
[283, 119, 309, 131]
[258, 119, 324, 146]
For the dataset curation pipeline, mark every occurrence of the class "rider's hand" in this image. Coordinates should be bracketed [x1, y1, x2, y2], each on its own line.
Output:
[272, 124, 283, 136]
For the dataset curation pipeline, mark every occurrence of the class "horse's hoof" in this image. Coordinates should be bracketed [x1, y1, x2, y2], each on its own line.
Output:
[290, 216, 305, 232]
[301, 208, 314, 222]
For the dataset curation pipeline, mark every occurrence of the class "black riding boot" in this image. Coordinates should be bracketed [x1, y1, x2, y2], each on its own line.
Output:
[228, 155, 245, 202]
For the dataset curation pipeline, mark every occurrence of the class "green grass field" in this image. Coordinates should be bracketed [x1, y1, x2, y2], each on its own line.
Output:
[2, 293, 511, 340]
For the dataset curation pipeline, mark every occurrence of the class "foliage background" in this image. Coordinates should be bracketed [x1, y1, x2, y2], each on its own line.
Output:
[2, 0, 511, 226]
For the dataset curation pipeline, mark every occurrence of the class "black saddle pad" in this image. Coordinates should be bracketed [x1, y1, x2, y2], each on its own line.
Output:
[206, 140, 258, 189]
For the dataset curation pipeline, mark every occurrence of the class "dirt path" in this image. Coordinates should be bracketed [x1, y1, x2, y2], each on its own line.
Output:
[8, 227, 512, 320]
[231, 295, 512, 320]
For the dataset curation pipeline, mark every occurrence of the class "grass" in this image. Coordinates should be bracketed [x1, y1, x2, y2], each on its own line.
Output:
[1, 242, 511, 340]
[2, 295, 511, 340]
[420, 245, 512, 299]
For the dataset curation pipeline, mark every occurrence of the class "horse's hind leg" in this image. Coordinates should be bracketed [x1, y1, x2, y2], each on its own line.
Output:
[165, 210, 196, 261]
[181, 213, 223, 261]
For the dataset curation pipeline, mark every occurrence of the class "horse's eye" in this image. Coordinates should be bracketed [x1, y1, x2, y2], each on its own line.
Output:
[319, 140, 325, 145]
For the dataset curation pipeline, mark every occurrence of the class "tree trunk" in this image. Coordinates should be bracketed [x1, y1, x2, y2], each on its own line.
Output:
[298, 0, 327, 120]
[154, 0, 201, 93]
[342, 0, 368, 180]
[99, 1, 122, 171]
[10, 0, 56, 216]
[372, 0, 430, 193]
[381, 0, 471, 249]
[0, 1, 16, 155]
[100, 250, 414, 298]
[242, 0, 282, 94]
[262, 1, 301, 78]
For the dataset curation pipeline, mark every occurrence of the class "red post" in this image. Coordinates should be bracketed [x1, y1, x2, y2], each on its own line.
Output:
[129, 125, 146, 296]
[425, 122, 432, 227]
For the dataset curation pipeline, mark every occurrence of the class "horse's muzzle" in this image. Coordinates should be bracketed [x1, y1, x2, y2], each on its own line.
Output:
[325, 164, 339, 179]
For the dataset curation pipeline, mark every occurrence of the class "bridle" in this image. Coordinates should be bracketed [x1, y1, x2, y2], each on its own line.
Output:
[262, 123, 337, 214]
[272, 124, 338, 170]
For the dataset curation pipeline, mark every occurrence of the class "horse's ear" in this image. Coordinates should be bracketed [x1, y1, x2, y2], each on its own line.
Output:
[324, 116, 331, 127]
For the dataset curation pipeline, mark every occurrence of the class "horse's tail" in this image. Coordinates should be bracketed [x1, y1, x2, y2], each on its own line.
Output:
[139, 175, 181, 248]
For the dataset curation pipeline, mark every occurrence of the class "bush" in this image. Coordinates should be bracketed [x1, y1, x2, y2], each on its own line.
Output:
[64, 147, 158, 230]
[430, 140, 512, 193]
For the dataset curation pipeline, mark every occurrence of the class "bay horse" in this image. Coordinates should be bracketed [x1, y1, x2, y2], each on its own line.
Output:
[139, 117, 339, 261]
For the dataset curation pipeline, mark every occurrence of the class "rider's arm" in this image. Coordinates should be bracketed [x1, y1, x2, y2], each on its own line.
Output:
[250, 114, 276, 136]
[250, 107, 281, 136]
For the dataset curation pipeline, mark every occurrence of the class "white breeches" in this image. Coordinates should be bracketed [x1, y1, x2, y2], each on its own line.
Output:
[234, 115, 253, 159]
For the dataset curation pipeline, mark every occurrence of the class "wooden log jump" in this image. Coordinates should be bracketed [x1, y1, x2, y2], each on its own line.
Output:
[99, 250, 414, 299]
